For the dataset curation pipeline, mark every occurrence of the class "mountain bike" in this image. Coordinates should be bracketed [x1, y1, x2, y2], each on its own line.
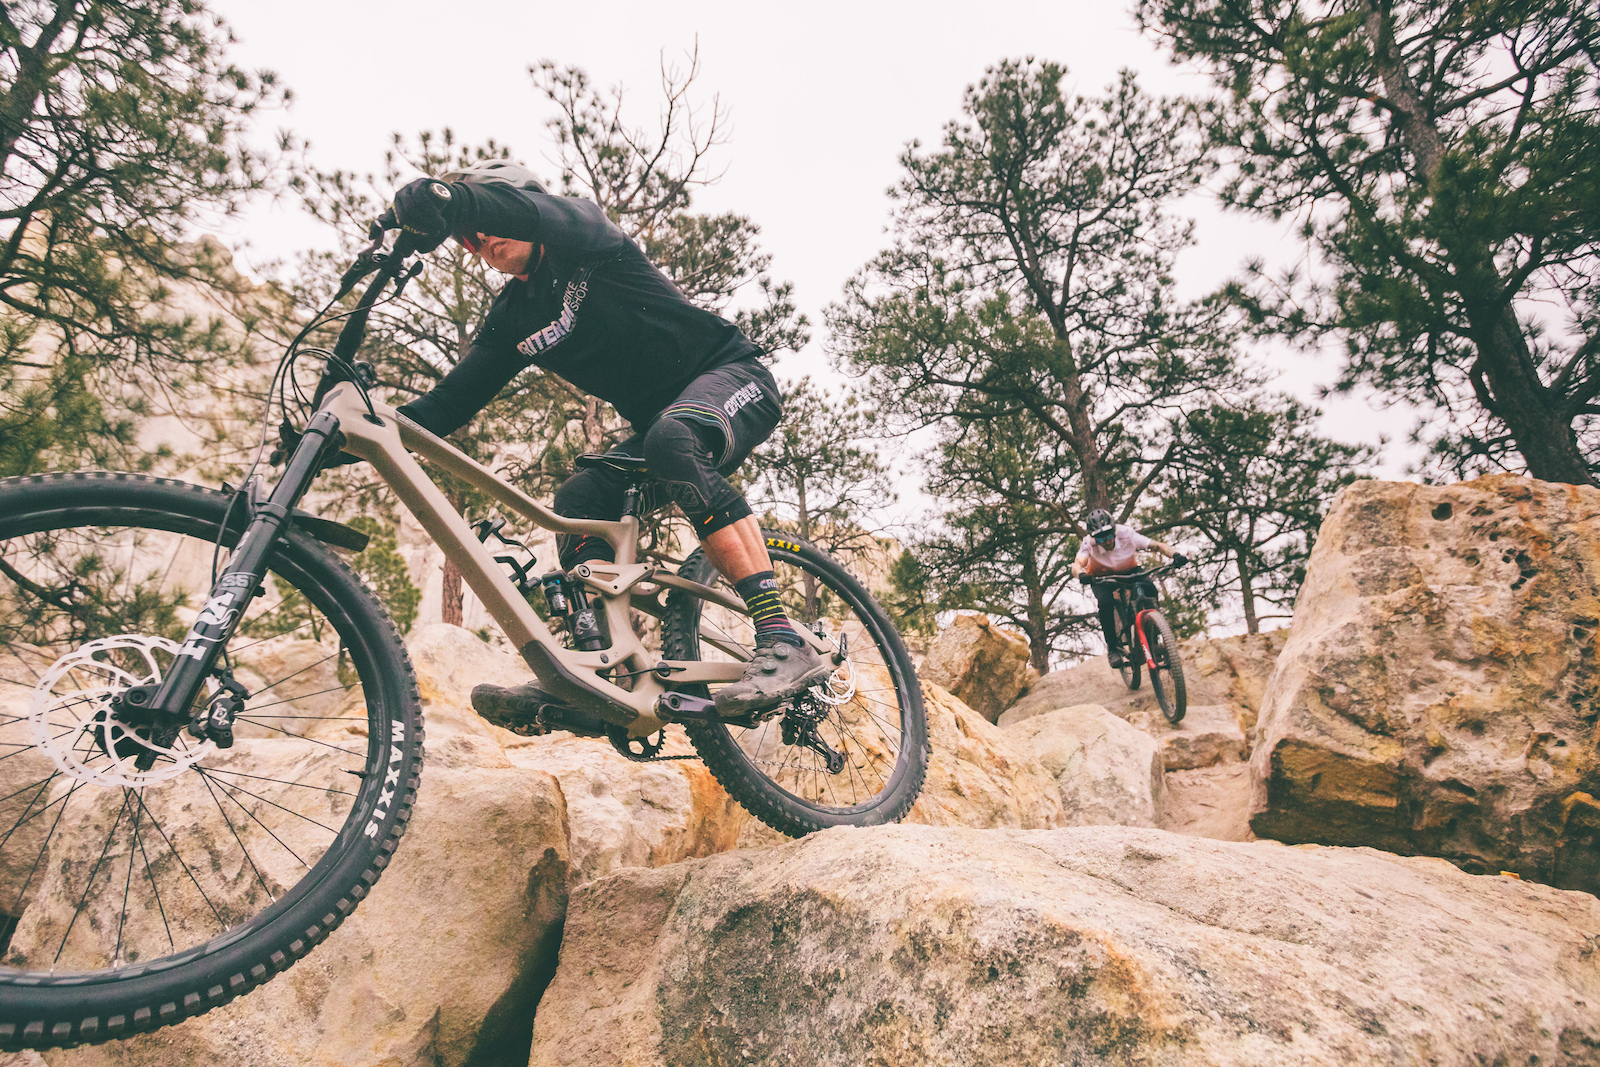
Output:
[0, 228, 928, 1050]
[1087, 562, 1187, 723]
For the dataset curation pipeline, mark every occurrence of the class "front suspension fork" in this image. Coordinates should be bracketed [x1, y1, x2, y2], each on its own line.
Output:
[1133, 609, 1157, 669]
[145, 411, 345, 722]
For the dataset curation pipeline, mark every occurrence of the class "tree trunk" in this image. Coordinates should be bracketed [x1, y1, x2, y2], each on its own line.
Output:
[441, 560, 464, 628]
[1239, 561, 1259, 636]
[583, 397, 606, 453]
[1464, 305, 1597, 485]
[441, 482, 467, 627]
[1362, 1, 1595, 487]
[1021, 550, 1051, 673]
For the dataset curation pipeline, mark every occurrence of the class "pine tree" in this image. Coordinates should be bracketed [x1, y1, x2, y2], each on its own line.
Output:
[0, 0, 285, 475]
[1139, 0, 1600, 484]
[1149, 396, 1375, 632]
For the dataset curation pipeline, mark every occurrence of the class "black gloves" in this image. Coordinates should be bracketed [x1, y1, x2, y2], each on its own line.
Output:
[1171, 552, 1189, 567]
[383, 178, 458, 253]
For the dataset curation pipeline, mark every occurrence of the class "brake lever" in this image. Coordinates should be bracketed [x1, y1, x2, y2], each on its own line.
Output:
[333, 221, 404, 301]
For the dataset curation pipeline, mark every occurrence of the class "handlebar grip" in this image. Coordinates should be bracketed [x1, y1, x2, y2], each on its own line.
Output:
[389, 230, 419, 260]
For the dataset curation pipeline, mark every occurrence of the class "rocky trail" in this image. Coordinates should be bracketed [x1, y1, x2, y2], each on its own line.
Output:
[2, 474, 1597, 1065]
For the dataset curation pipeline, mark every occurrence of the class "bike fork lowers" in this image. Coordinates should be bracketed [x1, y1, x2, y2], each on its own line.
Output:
[140, 411, 346, 727]
[1132, 609, 1157, 669]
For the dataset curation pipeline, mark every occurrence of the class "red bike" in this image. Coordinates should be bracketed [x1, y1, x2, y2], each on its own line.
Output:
[1087, 562, 1187, 723]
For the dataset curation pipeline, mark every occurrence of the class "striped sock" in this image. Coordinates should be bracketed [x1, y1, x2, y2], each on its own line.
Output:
[733, 571, 804, 648]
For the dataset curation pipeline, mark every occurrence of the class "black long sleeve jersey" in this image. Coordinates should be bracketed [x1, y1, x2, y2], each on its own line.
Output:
[398, 182, 763, 438]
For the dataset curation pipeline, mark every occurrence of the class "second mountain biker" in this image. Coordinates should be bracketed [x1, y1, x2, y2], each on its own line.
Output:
[1071, 508, 1186, 667]
[381, 160, 829, 715]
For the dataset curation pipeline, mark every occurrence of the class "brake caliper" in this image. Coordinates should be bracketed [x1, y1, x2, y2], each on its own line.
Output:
[189, 673, 249, 749]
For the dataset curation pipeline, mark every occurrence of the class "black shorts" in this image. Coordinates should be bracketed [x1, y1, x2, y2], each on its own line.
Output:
[552, 359, 782, 566]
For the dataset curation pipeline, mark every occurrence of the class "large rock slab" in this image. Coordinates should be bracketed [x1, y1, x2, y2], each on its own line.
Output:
[1250, 475, 1600, 892]
[919, 614, 1038, 722]
[1005, 706, 1165, 826]
[529, 824, 1600, 1066]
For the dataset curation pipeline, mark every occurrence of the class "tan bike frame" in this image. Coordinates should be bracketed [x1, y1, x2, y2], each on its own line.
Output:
[323, 382, 832, 737]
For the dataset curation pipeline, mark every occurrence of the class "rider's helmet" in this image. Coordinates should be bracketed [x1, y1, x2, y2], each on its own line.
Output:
[1086, 508, 1117, 546]
[439, 158, 548, 194]
[437, 160, 548, 252]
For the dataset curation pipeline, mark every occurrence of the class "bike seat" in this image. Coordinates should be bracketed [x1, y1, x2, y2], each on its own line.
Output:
[575, 452, 650, 476]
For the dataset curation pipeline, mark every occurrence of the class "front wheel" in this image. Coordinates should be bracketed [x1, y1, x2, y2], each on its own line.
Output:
[1141, 609, 1187, 723]
[661, 532, 928, 838]
[0, 473, 424, 1051]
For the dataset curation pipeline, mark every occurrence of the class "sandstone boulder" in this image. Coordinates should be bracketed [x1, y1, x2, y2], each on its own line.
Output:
[504, 731, 746, 885]
[1155, 702, 1248, 770]
[1184, 628, 1287, 737]
[999, 634, 1274, 739]
[409, 624, 747, 882]
[998, 651, 1230, 728]
[37, 751, 571, 1067]
[1005, 706, 1165, 826]
[919, 614, 1038, 722]
[902, 682, 1061, 830]
[529, 824, 1600, 1067]
[1160, 764, 1256, 842]
[1251, 475, 1600, 893]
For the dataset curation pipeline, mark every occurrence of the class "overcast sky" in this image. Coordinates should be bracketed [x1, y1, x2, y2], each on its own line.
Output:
[211, 0, 1410, 482]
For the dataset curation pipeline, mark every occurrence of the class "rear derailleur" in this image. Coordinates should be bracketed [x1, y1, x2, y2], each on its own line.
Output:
[782, 692, 846, 775]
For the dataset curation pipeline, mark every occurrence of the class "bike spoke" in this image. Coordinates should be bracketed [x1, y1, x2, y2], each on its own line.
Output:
[233, 717, 365, 757]
[132, 793, 174, 952]
[247, 648, 344, 698]
[198, 771, 314, 870]
[245, 682, 358, 713]
[197, 771, 275, 908]
[114, 791, 146, 965]
[198, 768, 339, 836]
[201, 765, 356, 797]
[55, 789, 131, 964]
[132, 792, 224, 929]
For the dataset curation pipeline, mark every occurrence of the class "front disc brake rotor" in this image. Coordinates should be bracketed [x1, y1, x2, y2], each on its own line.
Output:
[30, 634, 214, 788]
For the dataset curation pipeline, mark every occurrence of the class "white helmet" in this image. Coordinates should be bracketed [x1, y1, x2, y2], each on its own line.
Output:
[439, 158, 547, 194]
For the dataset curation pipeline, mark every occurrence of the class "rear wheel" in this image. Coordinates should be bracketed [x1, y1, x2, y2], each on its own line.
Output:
[1117, 637, 1143, 690]
[662, 532, 928, 838]
[0, 472, 423, 1050]
[1142, 609, 1187, 723]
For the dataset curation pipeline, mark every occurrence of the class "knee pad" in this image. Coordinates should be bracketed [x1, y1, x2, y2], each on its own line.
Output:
[643, 416, 751, 535]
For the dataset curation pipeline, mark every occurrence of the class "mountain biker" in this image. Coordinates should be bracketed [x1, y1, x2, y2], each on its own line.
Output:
[1071, 508, 1185, 668]
[379, 161, 830, 716]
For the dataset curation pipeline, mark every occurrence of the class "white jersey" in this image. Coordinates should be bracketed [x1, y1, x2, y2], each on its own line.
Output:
[1076, 524, 1153, 575]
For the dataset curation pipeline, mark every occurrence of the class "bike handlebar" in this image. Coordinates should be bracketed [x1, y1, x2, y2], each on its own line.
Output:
[1081, 559, 1187, 586]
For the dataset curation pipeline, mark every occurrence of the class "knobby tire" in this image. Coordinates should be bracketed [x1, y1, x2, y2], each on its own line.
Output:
[0, 473, 423, 1051]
